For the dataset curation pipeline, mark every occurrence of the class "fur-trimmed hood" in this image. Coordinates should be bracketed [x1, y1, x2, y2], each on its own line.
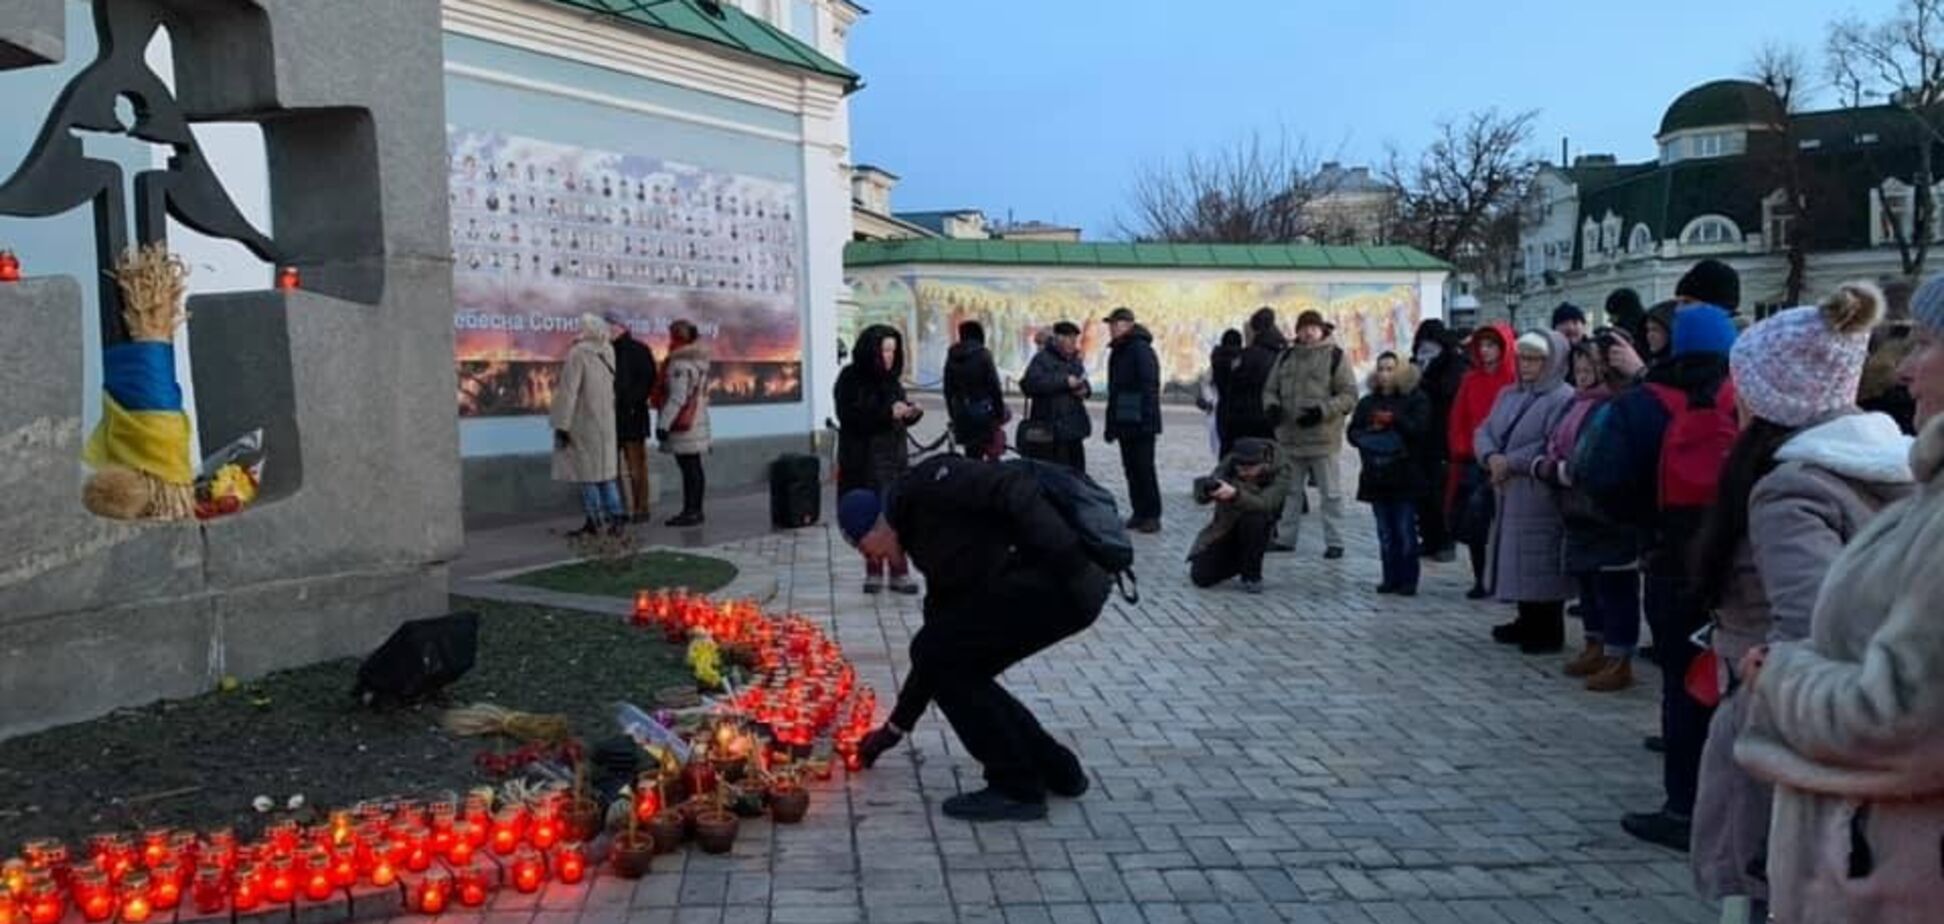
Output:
[1776, 412, 1916, 485]
[1365, 362, 1421, 396]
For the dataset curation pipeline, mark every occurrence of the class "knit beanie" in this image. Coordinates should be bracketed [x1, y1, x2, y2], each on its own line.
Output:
[1516, 331, 1553, 356]
[1730, 283, 1884, 427]
[1551, 302, 1586, 328]
[1913, 275, 1944, 334]
[837, 489, 883, 546]
[1671, 305, 1738, 357]
[1677, 259, 1741, 311]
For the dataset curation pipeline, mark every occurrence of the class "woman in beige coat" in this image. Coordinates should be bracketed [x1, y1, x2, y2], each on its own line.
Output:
[1735, 275, 1944, 923]
[655, 319, 712, 527]
[551, 313, 622, 537]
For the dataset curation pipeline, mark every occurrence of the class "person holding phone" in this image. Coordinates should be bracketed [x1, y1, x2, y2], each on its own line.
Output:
[1186, 437, 1291, 594]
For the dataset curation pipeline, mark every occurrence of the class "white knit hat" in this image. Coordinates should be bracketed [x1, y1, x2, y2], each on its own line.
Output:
[1730, 283, 1883, 427]
[1515, 331, 1552, 355]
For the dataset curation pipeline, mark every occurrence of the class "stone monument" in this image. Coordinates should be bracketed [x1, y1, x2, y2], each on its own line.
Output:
[0, 0, 460, 737]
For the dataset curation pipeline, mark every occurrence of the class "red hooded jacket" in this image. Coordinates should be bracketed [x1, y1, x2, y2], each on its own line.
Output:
[1444, 322, 1518, 503]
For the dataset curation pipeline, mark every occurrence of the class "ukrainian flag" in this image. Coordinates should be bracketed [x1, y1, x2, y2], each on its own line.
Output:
[82, 341, 194, 486]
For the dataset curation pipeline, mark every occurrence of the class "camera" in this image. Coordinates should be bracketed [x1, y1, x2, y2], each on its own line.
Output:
[1192, 476, 1224, 504]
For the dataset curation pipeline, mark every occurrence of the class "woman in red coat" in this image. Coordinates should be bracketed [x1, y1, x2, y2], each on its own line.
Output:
[1446, 322, 1519, 598]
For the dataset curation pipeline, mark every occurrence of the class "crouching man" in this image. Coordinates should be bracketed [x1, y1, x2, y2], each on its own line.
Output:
[1187, 437, 1291, 593]
[838, 455, 1111, 822]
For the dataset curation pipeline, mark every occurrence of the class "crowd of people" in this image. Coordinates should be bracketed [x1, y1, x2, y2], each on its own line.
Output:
[548, 311, 714, 535]
[826, 264, 1944, 920]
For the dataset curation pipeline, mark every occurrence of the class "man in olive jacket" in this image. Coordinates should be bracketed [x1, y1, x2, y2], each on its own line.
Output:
[1262, 310, 1358, 558]
[1188, 438, 1292, 593]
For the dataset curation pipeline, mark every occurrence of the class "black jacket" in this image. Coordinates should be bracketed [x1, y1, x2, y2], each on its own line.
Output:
[1347, 369, 1432, 503]
[1222, 330, 1285, 442]
[834, 325, 910, 494]
[883, 456, 1111, 730]
[942, 339, 1005, 443]
[1576, 352, 1731, 575]
[1410, 320, 1466, 462]
[1105, 324, 1163, 440]
[612, 332, 657, 442]
[1019, 343, 1092, 442]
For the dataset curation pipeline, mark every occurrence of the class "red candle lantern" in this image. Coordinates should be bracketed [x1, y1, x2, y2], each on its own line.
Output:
[509, 847, 545, 895]
[632, 590, 653, 626]
[528, 804, 561, 851]
[455, 862, 488, 909]
[264, 855, 296, 903]
[148, 862, 181, 911]
[138, 831, 170, 870]
[633, 781, 663, 823]
[23, 874, 63, 924]
[0, 252, 20, 283]
[3, 859, 27, 896]
[412, 870, 450, 916]
[117, 874, 153, 924]
[204, 830, 238, 873]
[23, 841, 68, 881]
[74, 870, 113, 923]
[445, 826, 475, 866]
[367, 859, 397, 889]
[230, 864, 262, 912]
[398, 825, 432, 873]
[275, 266, 300, 291]
[191, 866, 227, 916]
[302, 850, 334, 902]
[0, 893, 17, 924]
[488, 807, 525, 856]
[553, 843, 586, 885]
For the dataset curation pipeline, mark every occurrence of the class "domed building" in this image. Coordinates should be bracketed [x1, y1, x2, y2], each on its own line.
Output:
[1505, 78, 1939, 323]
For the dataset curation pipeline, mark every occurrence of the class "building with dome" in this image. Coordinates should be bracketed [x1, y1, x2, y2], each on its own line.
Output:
[1501, 78, 1939, 324]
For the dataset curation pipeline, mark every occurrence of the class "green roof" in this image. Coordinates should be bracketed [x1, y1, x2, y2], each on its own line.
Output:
[1660, 80, 1783, 136]
[845, 240, 1450, 272]
[543, 0, 860, 89]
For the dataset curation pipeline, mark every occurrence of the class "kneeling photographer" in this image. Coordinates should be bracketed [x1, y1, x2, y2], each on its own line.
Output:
[1187, 437, 1291, 593]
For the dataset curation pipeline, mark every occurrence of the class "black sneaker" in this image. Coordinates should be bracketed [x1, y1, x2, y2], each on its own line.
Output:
[1323, 546, 1344, 560]
[1238, 578, 1263, 595]
[665, 512, 705, 527]
[1643, 736, 1665, 754]
[1268, 541, 1295, 553]
[1041, 750, 1090, 799]
[1490, 620, 1525, 645]
[1621, 810, 1691, 852]
[940, 788, 1047, 822]
[1130, 519, 1161, 534]
[1466, 586, 1492, 600]
[1375, 584, 1396, 595]
[1393, 587, 1417, 597]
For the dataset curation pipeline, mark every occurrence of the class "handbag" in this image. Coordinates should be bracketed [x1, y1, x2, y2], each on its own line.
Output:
[1684, 623, 1726, 708]
[1015, 398, 1058, 451]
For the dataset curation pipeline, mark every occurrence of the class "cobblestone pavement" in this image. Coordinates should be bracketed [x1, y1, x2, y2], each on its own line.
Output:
[453, 409, 1712, 923]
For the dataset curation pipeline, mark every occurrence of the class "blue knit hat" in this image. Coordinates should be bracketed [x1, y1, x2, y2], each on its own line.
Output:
[1672, 305, 1738, 357]
[1913, 274, 1944, 334]
[837, 489, 883, 545]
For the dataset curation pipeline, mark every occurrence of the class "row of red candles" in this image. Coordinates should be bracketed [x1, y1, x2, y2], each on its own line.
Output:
[0, 794, 599, 923]
[631, 592, 878, 763]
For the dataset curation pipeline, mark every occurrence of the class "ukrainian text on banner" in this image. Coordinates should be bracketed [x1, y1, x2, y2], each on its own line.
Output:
[449, 127, 804, 417]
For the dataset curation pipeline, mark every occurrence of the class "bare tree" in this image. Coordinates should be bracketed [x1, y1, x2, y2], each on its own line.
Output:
[1118, 132, 1350, 243]
[1751, 42, 1816, 304]
[1382, 108, 1540, 284]
[1826, 0, 1944, 277]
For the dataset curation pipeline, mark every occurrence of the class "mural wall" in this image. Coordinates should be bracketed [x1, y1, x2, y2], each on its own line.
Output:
[843, 271, 1425, 392]
[449, 128, 804, 417]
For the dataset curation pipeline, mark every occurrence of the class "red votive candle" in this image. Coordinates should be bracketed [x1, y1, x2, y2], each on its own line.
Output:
[489, 808, 524, 856]
[509, 847, 544, 894]
[455, 862, 487, 909]
[302, 850, 334, 902]
[117, 874, 153, 924]
[191, 866, 227, 915]
[553, 843, 586, 885]
[24, 874, 63, 924]
[148, 862, 181, 911]
[264, 856, 296, 903]
[413, 870, 450, 916]
[229, 864, 262, 912]
[74, 870, 113, 923]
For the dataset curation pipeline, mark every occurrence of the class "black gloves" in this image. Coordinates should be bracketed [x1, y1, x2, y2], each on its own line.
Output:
[1297, 407, 1325, 428]
[857, 725, 904, 768]
[553, 429, 572, 449]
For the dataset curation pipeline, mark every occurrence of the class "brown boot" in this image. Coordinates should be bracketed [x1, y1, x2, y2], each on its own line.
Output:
[1562, 642, 1606, 678]
[1585, 657, 1634, 692]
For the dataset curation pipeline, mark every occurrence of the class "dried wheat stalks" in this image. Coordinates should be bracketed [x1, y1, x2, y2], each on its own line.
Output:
[441, 703, 572, 743]
[110, 245, 190, 343]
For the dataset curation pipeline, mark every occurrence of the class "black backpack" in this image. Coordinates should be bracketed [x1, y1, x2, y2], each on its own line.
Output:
[1003, 458, 1140, 604]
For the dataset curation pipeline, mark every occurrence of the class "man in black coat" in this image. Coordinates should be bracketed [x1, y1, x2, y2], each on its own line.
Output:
[838, 457, 1110, 822]
[606, 311, 657, 523]
[1222, 307, 1285, 447]
[1103, 307, 1163, 532]
[1018, 321, 1092, 473]
[942, 320, 1007, 459]
[1409, 318, 1465, 559]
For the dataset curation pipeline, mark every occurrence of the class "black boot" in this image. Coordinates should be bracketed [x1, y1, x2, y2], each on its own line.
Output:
[941, 788, 1047, 822]
[1520, 608, 1566, 654]
[1491, 609, 1528, 645]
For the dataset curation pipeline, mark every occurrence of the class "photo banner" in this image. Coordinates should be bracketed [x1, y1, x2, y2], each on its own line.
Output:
[841, 272, 1423, 393]
[449, 127, 804, 417]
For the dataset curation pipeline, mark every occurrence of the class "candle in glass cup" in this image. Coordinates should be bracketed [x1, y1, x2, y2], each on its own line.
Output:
[302, 849, 334, 901]
[264, 855, 296, 903]
[3, 859, 27, 896]
[148, 862, 181, 911]
[488, 807, 524, 856]
[455, 863, 487, 908]
[191, 865, 227, 915]
[230, 864, 262, 912]
[74, 870, 114, 923]
[509, 846, 545, 894]
[527, 802, 561, 851]
[117, 874, 153, 924]
[398, 825, 432, 873]
[445, 825, 475, 866]
[553, 843, 586, 885]
[326, 850, 356, 889]
[23, 874, 61, 924]
[412, 870, 450, 916]
[367, 858, 397, 889]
